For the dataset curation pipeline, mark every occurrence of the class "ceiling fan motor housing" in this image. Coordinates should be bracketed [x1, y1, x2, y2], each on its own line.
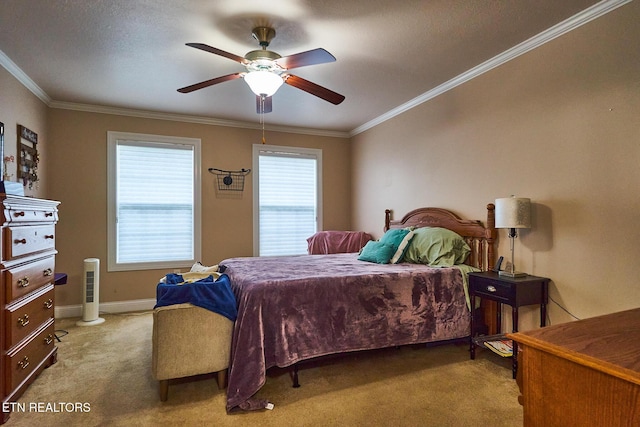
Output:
[252, 26, 276, 47]
[245, 49, 282, 63]
[246, 27, 282, 72]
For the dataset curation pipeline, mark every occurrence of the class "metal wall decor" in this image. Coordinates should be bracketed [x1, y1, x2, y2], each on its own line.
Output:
[208, 167, 251, 192]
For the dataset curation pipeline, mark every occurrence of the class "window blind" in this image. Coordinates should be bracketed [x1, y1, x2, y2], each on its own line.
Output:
[115, 141, 194, 264]
[257, 149, 319, 256]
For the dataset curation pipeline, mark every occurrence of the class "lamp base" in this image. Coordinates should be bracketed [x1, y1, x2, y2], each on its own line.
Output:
[499, 270, 527, 278]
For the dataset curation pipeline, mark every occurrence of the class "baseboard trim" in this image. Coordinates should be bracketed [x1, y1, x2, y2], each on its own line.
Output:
[55, 298, 156, 319]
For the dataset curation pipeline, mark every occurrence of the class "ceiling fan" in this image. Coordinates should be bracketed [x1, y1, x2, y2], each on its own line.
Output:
[177, 26, 345, 113]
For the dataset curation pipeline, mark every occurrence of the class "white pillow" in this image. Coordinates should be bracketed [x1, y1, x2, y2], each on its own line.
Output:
[189, 262, 219, 273]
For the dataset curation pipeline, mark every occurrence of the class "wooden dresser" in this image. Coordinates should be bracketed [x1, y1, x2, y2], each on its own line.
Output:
[0, 194, 60, 424]
[508, 308, 640, 427]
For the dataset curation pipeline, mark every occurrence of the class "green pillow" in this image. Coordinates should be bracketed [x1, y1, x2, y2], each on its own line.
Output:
[403, 227, 470, 267]
[357, 241, 396, 264]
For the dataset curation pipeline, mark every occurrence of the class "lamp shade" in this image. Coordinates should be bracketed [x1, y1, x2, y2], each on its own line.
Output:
[495, 197, 531, 229]
[244, 71, 284, 97]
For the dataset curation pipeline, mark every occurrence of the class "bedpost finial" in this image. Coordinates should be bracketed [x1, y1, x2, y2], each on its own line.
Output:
[487, 203, 495, 228]
[486, 203, 496, 268]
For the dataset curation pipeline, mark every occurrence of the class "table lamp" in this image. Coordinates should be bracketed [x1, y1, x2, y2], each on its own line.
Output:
[495, 196, 531, 278]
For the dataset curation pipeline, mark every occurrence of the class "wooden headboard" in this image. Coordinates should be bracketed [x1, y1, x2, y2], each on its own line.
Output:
[384, 204, 497, 271]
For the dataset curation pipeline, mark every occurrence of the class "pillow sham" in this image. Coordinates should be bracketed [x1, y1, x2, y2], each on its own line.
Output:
[403, 227, 470, 267]
[357, 240, 396, 264]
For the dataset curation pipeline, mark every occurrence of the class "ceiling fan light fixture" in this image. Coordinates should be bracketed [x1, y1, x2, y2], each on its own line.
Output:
[244, 70, 284, 97]
[178, 26, 345, 110]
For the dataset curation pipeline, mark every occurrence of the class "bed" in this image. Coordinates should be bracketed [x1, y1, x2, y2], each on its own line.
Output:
[221, 205, 496, 412]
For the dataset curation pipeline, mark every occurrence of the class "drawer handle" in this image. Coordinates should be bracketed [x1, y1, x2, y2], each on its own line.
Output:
[44, 334, 54, 345]
[486, 285, 497, 292]
[14, 238, 27, 244]
[44, 299, 53, 309]
[17, 314, 30, 327]
[18, 277, 30, 288]
[17, 356, 30, 370]
[45, 234, 55, 239]
[13, 211, 25, 217]
[43, 268, 53, 276]
[45, 212, 53, 217]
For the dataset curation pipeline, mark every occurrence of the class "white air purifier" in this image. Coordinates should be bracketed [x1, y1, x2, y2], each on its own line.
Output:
[76, 258, 105, 326]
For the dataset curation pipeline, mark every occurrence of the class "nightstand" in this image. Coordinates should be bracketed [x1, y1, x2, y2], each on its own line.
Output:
[468, 271, 549, 379]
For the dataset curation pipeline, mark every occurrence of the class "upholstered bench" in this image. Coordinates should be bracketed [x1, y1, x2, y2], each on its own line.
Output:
[151, 303, 234, 401]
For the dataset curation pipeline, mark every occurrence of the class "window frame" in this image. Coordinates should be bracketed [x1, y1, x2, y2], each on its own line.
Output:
[107, 131, 202, 272]
[252, 144, 323, 257]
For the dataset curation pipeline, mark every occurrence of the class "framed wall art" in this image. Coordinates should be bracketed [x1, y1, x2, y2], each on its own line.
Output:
[18, 124, 39, 189]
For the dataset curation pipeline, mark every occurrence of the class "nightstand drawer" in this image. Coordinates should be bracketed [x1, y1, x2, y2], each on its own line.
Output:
[470, 277, 513, 302]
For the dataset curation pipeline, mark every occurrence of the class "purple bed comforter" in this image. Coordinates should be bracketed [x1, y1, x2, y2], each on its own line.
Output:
[221, 253, 470, 411]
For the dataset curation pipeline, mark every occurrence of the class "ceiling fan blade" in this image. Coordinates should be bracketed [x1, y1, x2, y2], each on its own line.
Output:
[275, 48, 336, 70]
[177, 73, 243, 93]
[186, 43, 246, 64]
[283, 74, 345, 105]
[256, 95, 273, 114]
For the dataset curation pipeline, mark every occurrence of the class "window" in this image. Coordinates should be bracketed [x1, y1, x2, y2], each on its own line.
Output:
[107, 132, 201, 271]
[253, 144, 322, 256]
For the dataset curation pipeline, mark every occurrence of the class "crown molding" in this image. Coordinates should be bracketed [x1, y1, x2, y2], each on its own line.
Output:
[349, 0, 631, 137]
[0, 49, 51, 104]
[48, 100, 350, 139]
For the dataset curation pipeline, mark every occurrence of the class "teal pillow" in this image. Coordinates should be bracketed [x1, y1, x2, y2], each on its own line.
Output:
[357, 241, 396, 264]
[403, 227, 471, 267]
[379, 228, 410, 250]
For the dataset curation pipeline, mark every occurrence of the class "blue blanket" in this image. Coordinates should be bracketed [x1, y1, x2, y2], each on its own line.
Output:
[154, 273, 237, 321]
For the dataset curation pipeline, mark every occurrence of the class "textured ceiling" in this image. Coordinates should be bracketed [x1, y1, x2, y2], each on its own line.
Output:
[0, 0, 607, 134]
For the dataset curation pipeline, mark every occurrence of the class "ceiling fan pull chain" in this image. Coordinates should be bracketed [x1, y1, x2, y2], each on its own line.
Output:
[260, 95, 266, 144]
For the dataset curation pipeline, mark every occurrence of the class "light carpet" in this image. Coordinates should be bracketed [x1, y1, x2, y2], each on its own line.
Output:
[7, 312, 523, 426]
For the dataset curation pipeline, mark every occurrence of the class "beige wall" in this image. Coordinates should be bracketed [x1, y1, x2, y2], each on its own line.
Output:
[45, 110, 350, 306]
[351, 1, 640, 329]
[0, 68, 48, 198]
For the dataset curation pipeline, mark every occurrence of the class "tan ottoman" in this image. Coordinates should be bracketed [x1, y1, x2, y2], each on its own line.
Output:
[152, 303, 234, 401]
